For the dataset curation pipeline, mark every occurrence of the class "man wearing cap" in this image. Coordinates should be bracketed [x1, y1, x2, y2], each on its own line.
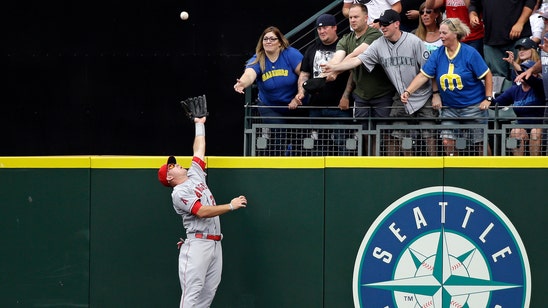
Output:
[296, 14, 353, 155]
[158, 116, 247, 307]
[323, 9, 438, 156]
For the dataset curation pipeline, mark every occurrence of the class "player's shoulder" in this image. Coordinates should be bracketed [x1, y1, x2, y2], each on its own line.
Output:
[172, 182, 191, 195]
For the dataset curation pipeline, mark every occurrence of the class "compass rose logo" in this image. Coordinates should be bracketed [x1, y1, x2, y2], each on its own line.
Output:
[353, 186, 531, 308]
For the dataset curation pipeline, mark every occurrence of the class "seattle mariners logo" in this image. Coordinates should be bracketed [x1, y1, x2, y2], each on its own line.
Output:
[353, 186, 531, 308]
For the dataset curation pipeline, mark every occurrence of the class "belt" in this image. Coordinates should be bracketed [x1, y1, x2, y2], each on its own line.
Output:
[187, 233, 222, 241]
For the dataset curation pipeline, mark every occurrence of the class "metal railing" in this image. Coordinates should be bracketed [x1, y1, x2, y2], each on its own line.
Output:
[243, 104, 548, 156]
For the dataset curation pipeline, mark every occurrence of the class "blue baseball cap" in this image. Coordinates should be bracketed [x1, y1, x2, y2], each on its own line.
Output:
[515, 37, 537, 50]
[316, 14, 336, 27]
[520, 60, 536, 71]
[374, 9, 401, 24]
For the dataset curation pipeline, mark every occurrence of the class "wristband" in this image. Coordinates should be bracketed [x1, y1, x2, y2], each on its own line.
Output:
[432, 90, 439, 94]
[195, 123, 205, 136]
[229, 203, 234, 211]
[404, 90, 411, 96]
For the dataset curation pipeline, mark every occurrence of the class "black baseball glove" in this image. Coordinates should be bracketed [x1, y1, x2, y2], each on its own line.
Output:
[302, 77, 326, 94]
[180, 95, 208, 120]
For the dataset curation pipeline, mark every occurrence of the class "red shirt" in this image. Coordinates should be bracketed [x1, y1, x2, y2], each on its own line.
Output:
[444, 0, 484, 42]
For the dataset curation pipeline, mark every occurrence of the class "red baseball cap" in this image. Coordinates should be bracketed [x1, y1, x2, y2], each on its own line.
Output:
[158, 156, 177, 187]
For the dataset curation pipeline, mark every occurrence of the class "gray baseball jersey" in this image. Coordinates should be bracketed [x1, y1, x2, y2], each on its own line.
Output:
[358, 31, 432, 114]
[172, 157, 221, 236]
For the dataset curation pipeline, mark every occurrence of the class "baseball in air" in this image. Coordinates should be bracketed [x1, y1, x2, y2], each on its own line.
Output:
[180, 11, 189, 20]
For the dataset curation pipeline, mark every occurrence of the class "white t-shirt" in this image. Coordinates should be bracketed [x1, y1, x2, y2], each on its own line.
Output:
[343, 0, 401, 24]
[530, 12, 544, 42]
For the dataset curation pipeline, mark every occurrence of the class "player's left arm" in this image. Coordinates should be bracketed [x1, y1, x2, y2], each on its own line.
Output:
[194, 196, 248, 218]
[193, 117, 206, 161]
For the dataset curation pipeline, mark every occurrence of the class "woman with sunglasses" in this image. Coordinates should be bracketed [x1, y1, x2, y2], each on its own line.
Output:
[234, 26, 304, 119]
[402, 18, 494, 156]
[413, 2, 443, 56]
[425, 0, 484, 57]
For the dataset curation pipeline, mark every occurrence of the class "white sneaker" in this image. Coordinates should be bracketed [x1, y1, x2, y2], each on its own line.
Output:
[311, 130, 318, 140]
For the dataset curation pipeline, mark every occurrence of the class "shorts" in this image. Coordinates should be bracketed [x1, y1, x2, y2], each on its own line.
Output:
[440, 103, 488, 143]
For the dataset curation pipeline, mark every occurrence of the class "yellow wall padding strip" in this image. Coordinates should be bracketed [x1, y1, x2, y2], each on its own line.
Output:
[0, 156, 91, 168]
[0, 156, 546, 169]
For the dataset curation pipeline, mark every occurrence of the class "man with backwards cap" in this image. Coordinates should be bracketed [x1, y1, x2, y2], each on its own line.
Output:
[323, 9, 438, 156]
[296, 13, 353, 155]
[157, 116, 247, 307]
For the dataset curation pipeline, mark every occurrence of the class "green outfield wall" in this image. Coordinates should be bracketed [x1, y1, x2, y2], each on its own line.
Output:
[0, 156, 546, 307]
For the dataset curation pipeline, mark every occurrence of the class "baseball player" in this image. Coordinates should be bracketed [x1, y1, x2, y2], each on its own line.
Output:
[158, 116, 247, 307]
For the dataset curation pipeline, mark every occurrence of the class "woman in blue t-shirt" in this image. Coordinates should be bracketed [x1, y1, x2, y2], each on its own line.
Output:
[234, 26, 305, 124]
[401, 18, 494, 156]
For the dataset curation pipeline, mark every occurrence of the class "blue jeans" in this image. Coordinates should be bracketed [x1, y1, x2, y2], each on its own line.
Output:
[440, 103, 488, 143]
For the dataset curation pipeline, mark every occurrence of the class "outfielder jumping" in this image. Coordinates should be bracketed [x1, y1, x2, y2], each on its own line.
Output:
[158, 100, 247, 307]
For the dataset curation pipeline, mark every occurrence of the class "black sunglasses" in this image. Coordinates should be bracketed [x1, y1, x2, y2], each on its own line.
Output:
[379, 21, 395, 27]
[420, 9, 433, 15]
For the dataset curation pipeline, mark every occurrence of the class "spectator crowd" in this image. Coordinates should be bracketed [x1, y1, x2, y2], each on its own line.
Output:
[234, 0, 548, 156]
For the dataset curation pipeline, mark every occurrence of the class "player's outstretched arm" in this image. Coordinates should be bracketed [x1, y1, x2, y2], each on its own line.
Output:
[193, 117, 206, 160]
[195, 195, 248, 218]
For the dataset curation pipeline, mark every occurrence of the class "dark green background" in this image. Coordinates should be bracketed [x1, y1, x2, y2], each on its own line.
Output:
[1, 162, 545, 307]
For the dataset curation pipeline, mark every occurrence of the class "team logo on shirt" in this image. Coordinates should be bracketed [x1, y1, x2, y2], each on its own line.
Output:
[422, 50, 430, 61]
[353, 186, 530, 307]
